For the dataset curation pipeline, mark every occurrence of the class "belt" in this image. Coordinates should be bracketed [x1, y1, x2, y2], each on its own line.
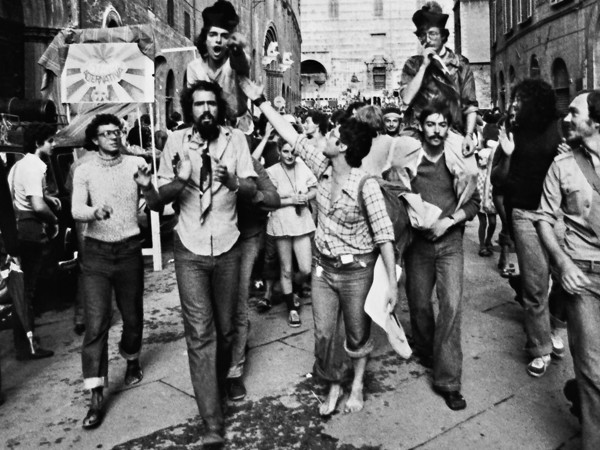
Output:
[573, 259, 600, 274]
[85, 235, 142, 247]
[315, 251, 376, 268]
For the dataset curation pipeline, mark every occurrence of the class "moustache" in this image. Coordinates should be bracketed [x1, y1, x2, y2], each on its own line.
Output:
[199, 112, 215, 123]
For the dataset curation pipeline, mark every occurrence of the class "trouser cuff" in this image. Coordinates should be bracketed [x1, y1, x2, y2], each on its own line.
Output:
[119, 343, 141, 361]
[84, 377, 107, 390]
[344, 336, 374, 359]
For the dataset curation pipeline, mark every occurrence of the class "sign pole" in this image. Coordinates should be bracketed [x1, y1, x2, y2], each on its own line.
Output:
[145, 102, 162, 271]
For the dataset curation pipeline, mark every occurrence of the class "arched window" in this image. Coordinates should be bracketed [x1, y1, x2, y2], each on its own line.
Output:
[552, 58, 570, 115]
[329, 0, 339, 19]
[166, 70, 175, 118]
[530, 55, 540, 79]
[167, 0, 175, 27]
[102, 6, 122, 28]
[184, 11, 191, 38]
[374, 0, 383, 17]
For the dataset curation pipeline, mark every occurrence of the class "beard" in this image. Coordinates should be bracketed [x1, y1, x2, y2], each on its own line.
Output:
[195, 112, 220, 142]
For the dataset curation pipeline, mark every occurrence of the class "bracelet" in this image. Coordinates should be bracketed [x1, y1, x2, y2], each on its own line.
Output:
[253, 95, 267, 107]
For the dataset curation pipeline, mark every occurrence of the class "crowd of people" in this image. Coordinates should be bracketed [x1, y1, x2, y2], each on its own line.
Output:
[1, 1, 600, 449]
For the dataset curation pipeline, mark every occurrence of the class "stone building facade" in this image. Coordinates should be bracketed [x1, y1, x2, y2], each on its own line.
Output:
[300, 0, 460, 109]
[490, 0, 598, 114]
[453, 0, 492, 109]
[0, 0, 301, 129]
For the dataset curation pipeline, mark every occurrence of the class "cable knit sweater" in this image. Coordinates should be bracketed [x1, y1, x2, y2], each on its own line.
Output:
[72, 153, 144, 242]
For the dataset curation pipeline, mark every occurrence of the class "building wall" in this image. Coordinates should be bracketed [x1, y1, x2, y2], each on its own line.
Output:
[454, 0, 492, 109]
[489, 0, 598, 113]
[300, 0, 459, 108]
[0, 0, 301, 128]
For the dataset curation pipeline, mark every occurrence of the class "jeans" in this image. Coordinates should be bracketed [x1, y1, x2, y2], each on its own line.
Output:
[73, 222, 87, 327]
[311, 251, 376, 383]
[511, 208, 552, 357]
[566, 261, 600, 450]
[13, 239, 51, 353]
[404, 228, 464, 392]
[81, 236, 144, 390]
[173, 233, 241, 431]
[228, 232, 263, 378]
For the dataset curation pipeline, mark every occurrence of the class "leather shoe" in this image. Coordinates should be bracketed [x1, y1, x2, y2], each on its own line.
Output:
[202, 429, 224, 447]
[124, 360, 143, 386]
[16, 346, 54, 361]
[435, 389, 466, 411]
[82, 406, 105, 429]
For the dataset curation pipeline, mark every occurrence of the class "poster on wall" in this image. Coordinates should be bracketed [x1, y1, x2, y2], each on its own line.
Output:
[61, 43, 154, 104]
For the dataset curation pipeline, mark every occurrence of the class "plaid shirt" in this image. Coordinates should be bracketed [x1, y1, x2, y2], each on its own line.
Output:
[294, 136, 394, 257]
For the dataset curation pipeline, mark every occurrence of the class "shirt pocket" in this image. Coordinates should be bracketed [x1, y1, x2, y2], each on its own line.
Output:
[562, 181, 586, 216]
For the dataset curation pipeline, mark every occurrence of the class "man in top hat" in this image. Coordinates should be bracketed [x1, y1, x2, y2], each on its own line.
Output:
[400, 1, 479, 157]
[382, 106, 403, 137]
[187, 0, 253, 133]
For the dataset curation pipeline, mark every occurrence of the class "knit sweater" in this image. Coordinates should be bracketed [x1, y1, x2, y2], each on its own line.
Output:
[72, 153, 144, 242]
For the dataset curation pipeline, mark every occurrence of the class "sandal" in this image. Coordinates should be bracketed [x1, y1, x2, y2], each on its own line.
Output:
[256, 298, 272, 313]
[288, 310, 301, 328]
[500, 263, 516, 278]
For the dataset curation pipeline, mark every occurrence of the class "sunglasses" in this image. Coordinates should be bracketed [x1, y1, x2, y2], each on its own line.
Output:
[97, 129, 123, 139]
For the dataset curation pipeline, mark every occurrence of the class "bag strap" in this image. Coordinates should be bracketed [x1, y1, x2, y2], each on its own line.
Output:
[573, 147, 600, 196]
[358, 175, 377, 237]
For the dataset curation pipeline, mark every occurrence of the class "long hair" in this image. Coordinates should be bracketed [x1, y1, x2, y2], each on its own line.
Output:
[180, 80, 227, 125]
[512, 79, 558, 132]
[587, 90, 600, 124]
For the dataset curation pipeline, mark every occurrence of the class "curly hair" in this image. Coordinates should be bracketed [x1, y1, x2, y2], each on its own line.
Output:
[355, 105, 385, 134]
[512, 79, 558, 132]
[305, 110, 329, 136]
[23, 122, 56, 154]
[84, 114, 122, 149]
[180, 80, 227, 125]
[339, 118, 376, 168]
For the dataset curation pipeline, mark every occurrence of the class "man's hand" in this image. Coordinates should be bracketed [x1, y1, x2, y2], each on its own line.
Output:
[498, 126, 515, 156]
[94, 205, 113, 221]
[557, 138, 572, 155]
[175, 150, 193, 182]
[559, 260, 591, 295]
[425, 217, 454, 241]
[239, 77, 264, 102]
[46, 195, 62, 211]
[290, 194, 308, 205]
[385, 283, 399, 314]
[227, 32, 247, 53]
[421, 46, 436, 67]
[134, 163, 152, 188]
[213, 158, 238, 190]
[462, 134, 476, 157]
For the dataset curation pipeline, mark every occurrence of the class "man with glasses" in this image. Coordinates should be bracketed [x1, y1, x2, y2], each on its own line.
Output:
[71, 113, 159, 429]
[400, 1, 479, 157]
[153, 80, 256, 447]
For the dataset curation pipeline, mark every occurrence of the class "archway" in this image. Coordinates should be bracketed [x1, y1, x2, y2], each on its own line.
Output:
[165, 70, 175, 119]
[530, 55, 540, 79]
[552, 58, 570, 115]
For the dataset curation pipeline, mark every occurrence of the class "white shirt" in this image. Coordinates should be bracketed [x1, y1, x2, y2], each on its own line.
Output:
[8, 153, 47, 211]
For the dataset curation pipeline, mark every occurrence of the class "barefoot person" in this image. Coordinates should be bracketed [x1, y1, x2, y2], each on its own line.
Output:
[240, 77, 397, 415]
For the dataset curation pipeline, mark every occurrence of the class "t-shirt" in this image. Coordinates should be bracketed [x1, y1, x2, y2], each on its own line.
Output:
[8, 153, 47, 212]
[412, 153, 458, 220]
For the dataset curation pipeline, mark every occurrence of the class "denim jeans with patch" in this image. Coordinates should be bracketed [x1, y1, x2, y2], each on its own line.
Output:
[174, 233, 240, 431]
[404, 227, 464, 392]
[81, 237, 144, 390]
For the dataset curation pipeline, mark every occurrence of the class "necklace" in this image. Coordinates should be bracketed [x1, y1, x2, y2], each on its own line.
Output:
[281, 164, 297, 194]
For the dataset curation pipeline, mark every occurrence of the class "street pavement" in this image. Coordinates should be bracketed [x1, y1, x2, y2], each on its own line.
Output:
[0, 222, 583, 449]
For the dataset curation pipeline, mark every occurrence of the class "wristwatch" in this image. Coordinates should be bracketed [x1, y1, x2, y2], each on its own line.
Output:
[253, 95, 267, 107]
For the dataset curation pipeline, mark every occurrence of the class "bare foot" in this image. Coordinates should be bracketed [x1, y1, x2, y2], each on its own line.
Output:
[344, 386, 364, 413]
[319, 384, 342, 416]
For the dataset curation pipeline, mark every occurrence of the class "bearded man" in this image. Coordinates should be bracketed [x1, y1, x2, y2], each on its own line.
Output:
[155, 80, 256, 447]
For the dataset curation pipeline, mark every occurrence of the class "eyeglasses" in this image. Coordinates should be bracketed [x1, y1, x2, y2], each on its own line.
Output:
[426, 31, 441, 38]
[97, 129, 123, 139]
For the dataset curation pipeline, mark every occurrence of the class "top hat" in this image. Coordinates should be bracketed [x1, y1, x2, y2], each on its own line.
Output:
[412, 2, 449, 31]
[202, 0, 239, 32]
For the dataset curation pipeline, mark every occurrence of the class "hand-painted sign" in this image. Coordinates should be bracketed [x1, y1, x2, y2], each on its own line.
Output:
[61, 43, 154, 104]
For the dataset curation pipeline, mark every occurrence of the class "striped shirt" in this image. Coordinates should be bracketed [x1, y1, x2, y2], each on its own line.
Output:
[294, 136, 394, 257]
